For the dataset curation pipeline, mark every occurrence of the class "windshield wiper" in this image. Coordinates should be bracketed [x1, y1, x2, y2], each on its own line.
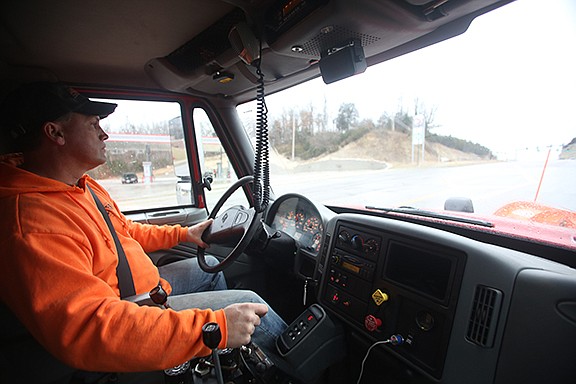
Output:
[365, 206, 494, 228]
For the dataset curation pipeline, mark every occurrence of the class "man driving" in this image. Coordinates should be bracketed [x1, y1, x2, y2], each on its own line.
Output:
[0, 82, 288, 384]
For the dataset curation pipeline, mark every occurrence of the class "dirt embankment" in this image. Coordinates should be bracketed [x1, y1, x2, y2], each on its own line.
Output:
[271, 130, 489, 174]
[295, 130, 485, 170]
[328, 130, 485, 164]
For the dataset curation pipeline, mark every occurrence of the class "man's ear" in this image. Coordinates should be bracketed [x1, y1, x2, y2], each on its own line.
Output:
[43, 121, 66, 145]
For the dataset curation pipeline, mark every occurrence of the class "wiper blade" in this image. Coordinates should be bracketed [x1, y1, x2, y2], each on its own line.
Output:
[365, 206, 494, 228]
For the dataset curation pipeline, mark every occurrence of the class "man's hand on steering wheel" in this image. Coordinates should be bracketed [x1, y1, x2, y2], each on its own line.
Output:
[186, 219, 213, 248]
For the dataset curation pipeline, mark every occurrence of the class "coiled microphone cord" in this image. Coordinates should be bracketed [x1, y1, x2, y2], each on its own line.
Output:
[252, 43, 270, 213]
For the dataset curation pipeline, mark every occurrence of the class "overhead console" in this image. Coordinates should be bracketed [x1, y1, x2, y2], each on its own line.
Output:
[145, 0, 498, 99]
[316, 213, 576, 383]
[317, 217, 465, 379]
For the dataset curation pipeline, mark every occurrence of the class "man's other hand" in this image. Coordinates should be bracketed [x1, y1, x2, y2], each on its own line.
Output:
[186, 219, 213, 248]
[223, 303, 269, 348]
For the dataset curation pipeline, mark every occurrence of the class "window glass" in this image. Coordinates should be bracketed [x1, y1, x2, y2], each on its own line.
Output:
[237, 0, 576, 246]
[93, 99, 189, 211]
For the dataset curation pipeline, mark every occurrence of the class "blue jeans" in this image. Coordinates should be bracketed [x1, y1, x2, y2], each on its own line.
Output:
[158, 255, 228, 293]
[158, 256, 287, 362]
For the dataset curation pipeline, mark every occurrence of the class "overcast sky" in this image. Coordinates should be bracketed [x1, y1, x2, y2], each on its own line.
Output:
[262, 0, 576, 157]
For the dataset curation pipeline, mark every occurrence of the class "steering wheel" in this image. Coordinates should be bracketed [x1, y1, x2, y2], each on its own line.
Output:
[197, 176, 263, 273]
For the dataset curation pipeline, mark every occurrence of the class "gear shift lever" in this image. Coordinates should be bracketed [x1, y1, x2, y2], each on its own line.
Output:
[202, 322, 225, 384]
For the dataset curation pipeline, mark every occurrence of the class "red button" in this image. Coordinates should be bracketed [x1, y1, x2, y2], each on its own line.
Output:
[364, 315, 382, 331]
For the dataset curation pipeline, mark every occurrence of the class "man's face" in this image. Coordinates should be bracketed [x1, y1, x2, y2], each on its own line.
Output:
[60, 112, 109, 170]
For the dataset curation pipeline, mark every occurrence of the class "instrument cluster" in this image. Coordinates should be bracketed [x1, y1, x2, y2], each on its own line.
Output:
[269, 196, 324, 255]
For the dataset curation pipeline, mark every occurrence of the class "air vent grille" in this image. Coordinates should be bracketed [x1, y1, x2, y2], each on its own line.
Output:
[466, 285, 502, 347]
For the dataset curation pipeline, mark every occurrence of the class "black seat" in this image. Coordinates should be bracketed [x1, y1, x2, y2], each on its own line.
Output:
[0, 304, 77, 384]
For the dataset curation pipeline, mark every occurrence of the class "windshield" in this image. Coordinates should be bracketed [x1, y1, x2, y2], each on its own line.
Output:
[238, 0, 576, 246]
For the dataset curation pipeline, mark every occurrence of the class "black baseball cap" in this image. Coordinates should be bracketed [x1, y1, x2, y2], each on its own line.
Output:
[0, 81, 117, 141]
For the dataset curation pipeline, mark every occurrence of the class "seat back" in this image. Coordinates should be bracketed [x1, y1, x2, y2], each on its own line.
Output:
[0, 304, 76, 384]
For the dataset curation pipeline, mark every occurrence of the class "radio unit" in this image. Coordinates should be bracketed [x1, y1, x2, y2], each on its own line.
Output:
[330, 250, 375, 281]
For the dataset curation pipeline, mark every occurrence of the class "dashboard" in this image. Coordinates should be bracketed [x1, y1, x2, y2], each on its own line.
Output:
[314, 212, 576, 383]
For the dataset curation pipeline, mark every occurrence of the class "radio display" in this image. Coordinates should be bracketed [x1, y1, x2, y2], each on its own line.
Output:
[384, 241, 456, 303]
[341, 261, 361, 273]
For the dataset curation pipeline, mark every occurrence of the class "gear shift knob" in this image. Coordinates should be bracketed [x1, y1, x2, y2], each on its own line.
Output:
[202, 322, 224, 384]
[202, 322, 222, 349]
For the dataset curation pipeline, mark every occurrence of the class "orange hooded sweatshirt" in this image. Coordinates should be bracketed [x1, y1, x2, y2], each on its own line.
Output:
[0, 160, 227, 372]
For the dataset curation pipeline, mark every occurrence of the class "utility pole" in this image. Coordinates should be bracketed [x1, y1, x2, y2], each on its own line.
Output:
[291, 111, 296, 160]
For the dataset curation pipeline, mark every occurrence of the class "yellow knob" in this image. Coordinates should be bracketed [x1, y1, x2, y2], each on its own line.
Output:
[371, 289, 389, 306]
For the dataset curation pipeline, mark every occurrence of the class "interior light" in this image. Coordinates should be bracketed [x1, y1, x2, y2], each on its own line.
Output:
[213, 72, 235, 83]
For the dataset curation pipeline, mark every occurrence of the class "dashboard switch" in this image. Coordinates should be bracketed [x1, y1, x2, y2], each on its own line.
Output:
[371, 289, 389, 306]
[364, 314, 382, 331]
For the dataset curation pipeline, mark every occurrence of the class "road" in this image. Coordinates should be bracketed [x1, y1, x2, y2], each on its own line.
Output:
[103, 160, 576, 215]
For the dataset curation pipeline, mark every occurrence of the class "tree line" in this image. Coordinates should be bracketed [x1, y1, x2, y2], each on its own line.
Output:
[269, 102, 493, 160]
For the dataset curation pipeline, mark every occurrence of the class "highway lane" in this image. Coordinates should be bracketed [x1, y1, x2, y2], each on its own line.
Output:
[273, 159, 576, 215]
[102, 160, 575, 215]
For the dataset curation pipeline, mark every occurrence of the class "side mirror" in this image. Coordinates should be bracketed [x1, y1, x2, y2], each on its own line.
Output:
[444, 197, 474, 213]
[201, 172, 213, 191]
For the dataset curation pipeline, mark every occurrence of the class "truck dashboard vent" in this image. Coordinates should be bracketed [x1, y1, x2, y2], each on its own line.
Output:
[466, 285, 502, 347]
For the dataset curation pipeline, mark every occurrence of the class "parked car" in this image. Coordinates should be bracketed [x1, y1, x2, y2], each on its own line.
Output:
[121, 173, 138, 184]
[1, 0, 574, 383]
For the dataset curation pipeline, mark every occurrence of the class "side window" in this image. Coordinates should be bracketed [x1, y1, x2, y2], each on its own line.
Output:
[192, 108, 238, 210]
[92, 99, 191, 212]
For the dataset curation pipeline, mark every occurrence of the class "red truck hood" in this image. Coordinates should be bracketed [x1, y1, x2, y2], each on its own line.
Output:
[343, 201, 576, 250]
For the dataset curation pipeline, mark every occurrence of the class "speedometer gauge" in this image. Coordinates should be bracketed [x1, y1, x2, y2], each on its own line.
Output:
[275, 209, 296, 234]
[304, 216, 321, 233]
[278, 217, 293, 233]
[295, 211, 305, 230]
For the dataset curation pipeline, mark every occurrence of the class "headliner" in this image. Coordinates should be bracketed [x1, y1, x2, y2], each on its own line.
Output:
[0, 0, 512, 103]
